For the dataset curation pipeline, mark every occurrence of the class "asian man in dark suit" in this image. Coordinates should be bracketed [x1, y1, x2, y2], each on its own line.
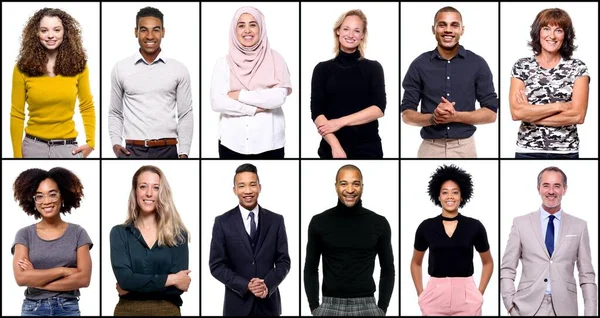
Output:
[209, 163, 291, 316]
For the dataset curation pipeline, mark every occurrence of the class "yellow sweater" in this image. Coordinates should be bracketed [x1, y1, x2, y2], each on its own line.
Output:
[10, 64, 96, 158]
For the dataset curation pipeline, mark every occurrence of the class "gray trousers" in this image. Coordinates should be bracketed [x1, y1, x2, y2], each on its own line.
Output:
[312, 296, 385, 316]
[22, 137, 82, 158]
[117, 145, 178, 158]
[510, 295, 556, 316]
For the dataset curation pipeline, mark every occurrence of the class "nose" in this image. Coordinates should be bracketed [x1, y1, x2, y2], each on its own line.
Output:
[42, 195, 52, 203]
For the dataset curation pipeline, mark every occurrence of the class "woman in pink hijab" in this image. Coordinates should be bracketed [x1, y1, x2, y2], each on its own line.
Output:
[210, 6, 292, 159]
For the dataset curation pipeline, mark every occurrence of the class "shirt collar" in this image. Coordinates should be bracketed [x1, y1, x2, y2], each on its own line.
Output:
[429, 45, 466, 61]
[239, 204, 259, 220]
[133, 49, 166, 65]
[539, 206, 562, 221]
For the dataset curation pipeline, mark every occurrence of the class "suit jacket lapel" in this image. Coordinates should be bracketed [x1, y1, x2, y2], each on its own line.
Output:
[553, 211, 571, 257]
[529, 211, 550, 259]
[233, 206, 253, 255]
[255, 206, 272, 254]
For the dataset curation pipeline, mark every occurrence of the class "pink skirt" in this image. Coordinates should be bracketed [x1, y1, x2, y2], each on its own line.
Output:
[418, 276, 483, 316]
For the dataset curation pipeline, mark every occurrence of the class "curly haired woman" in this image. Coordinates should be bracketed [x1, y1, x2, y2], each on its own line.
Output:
[12, 167, 93, 316]
[410, 165, 493, 316]
[10, 8, 96, 158]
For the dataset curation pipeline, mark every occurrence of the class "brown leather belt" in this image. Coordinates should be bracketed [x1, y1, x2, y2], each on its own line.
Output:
[125, 138, 178, 147]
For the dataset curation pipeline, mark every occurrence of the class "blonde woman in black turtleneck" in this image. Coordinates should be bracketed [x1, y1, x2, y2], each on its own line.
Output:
[310, 9, 387, 159]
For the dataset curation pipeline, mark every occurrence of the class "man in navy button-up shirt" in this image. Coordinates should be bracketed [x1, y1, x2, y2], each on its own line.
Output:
[401, 6, 498, 158]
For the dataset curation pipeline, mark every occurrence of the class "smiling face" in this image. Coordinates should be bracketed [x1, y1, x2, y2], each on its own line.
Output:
[136, 171, 160, 215]
[336, 168, 363, 207]
[439, 180, 461, 213]
[236, 13, 260, 47]
[539, 24, 564, 55]
[135, 16, 164, 57]
[538, 170, 567, 213]
[336, 15, 364, 54]
[39, 16, 64, 51]
[35, 178, 62, 219]
[432, 11, 463, 51]
[234, 171, 261, 210]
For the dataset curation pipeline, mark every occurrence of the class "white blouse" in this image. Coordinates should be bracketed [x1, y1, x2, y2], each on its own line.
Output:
[210, 56, 288, 155]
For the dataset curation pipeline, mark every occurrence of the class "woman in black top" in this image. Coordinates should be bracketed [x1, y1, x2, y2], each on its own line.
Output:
[310, 9, 386, 158]
[110, 165, 190, 316]
[410, 165, 493, 316]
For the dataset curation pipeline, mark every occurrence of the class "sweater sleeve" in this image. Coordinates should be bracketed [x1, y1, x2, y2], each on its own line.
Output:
[303, 216, 322, 311]
[369, 61, 387, 114]
[77, 65, 96, 148]
[10, 65, 26, 158]
[376, 217, 395, 312]
[310, 62, 327, 121]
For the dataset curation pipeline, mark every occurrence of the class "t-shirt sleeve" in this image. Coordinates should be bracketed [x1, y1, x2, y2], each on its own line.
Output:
[574, 59, 590, 82]
[511, 58, 527, 82]
[474, 220, 490, 253]
[414, 221, 429, 251]
[76, 226, 93, 251]
[11, 227, 30, 255]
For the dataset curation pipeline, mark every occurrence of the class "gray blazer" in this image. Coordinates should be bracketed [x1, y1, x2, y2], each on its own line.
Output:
[500, 211, 597, 316]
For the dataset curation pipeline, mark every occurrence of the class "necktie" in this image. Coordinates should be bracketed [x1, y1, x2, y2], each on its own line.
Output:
[545, 215, 555, 257]
[249, 211, 256, 239]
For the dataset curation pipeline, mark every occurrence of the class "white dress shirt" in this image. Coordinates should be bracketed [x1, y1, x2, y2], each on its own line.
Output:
[540, 207, 562, 295]
[210, 56, 288, 155]
[239, 204, 259, 236]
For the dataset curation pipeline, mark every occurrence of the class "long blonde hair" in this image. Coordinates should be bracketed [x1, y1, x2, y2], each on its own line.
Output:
[333, 9, 368, 58]
[125, 165, 189, 247]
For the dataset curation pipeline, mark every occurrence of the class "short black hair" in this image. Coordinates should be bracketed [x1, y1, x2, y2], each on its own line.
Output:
[13, 167, 84, 220]
[335, 164, 363, 183]
[428, 164, 473, 208]
[434, 6, 463, 24]
[136, 6, 164, 28]
[234, 163, 259, 185]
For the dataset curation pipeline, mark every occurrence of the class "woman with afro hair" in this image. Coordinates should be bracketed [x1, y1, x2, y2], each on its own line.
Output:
[410, 164, 493, 316]
[11, 167, 92, 316]
[10, 8, 96, 158]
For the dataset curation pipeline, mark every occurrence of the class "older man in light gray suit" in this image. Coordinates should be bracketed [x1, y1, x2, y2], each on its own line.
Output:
[501, 166, 597, 316]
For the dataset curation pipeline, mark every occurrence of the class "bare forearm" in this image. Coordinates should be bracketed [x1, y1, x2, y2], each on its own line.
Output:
[532, 109, 585, 126]
[511, 102, 562, 122]
[410, 262, 423, 296]
[314, 115, 343, 149]
[402, 109, 433, 127]
[339, 106, 383, 127]
[479, 262, 493, 294]
[17, 268, 67, 287]
[455, 107, 496, 125]
[39, 271, 90, 291]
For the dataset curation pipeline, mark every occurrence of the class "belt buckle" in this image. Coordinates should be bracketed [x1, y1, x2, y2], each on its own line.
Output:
[144, 139, 150, 147]
[49, 139, 65, 146]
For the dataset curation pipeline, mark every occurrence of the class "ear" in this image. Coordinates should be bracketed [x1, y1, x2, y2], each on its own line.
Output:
[460, 25, 465, 36]
[257, 184, 262, 194]
[431, 25, 435, 35]
[232, 186, 236, 196]
[336, 29, 340, 36]
[563, 185, 567, 195]
[161, 27, 165, 38]
[134, 27, 138, 38]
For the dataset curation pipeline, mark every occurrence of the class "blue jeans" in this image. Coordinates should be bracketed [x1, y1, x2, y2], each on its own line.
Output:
[515, 152, 579, 159]
[21, 297, 80, 316]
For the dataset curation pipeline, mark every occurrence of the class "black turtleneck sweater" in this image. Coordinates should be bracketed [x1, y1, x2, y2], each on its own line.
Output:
[310, 50, 387, 158]
[303, 200, 395, 312]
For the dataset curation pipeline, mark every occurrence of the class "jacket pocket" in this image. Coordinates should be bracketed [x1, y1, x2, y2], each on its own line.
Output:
[566, 281, 577, 293]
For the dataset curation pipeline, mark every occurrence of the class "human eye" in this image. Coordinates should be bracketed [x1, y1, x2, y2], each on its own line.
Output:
[34, 194, 44, 201]
[49, 193, 59, 199]
[153, 186, 159, 191]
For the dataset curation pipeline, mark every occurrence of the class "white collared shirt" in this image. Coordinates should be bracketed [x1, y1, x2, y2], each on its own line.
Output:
[540, 207, 562, 295]
[210, 56, 288, 155]
[239, 204, 259, 236]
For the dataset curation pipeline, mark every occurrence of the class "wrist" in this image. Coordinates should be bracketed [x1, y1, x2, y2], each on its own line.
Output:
[428, 114, 437, 126]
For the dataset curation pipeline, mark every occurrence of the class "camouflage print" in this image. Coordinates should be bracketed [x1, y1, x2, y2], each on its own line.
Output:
[511, 56, 589, 152]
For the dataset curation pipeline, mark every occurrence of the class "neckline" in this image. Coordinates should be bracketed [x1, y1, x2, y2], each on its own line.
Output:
[441, 213, 460, 221]
[34, 222, 70, 242]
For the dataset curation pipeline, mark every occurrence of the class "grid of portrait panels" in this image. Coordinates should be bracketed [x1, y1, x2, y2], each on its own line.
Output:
[1, 1, 598, 317]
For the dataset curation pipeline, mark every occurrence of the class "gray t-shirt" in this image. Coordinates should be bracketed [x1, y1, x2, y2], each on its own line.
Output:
[11, 223, 93, 299]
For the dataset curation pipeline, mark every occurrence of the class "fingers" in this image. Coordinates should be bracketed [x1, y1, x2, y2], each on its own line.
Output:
[72, 145, 83, 154]
[441, 96, 450, 104]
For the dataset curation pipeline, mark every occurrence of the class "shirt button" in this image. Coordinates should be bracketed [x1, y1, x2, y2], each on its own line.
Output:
[550, 260, 553, 264]
[446, 93, 450, 96]
[544, 278, 548, 282]
[447, 77, 450, 80]
[252, 261, 255, 265]
[447, 60, 450, 64]
[447, 127, 450, 130]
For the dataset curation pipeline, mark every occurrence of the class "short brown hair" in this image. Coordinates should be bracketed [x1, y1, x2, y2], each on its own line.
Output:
[528, 8, 577, 59]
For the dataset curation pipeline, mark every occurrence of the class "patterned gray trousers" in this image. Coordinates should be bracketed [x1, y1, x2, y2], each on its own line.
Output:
[312, 296, 385, 316]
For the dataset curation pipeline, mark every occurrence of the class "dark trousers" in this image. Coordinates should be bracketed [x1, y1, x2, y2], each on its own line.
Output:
[218, 141, 284, 159]
[515, 152, 579, 159]
[118, 145, 178, 158]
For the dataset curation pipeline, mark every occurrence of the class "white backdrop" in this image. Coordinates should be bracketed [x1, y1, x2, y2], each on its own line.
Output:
[100, 2, 200, 158]
[499, 160, 599, 315]
[200, 160, 300, 316]
[200, 2, 300, 158]
[300, 3, 400, 158]
[1, 2, 101, 158]
[299, 160, 399, 316]
[499, 2, 599, 158]
[400, 160, 500, 316]
[1, 160, 101, 316]
[100, 160, 200, 316]
[400, 2, 499, 158]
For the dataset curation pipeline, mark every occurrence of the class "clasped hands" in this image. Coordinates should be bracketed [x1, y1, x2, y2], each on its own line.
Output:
[317, 118, 343, 136]
[248, 277, 268, 299]
[431, 96, 456, 124]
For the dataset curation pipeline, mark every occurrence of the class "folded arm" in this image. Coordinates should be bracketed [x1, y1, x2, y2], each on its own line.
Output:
[236, 87, 289, 109]
[210, 60, 259, 117]
[38, 244, 92, 291]
[531, 76, 589, 126]
[13, 244, 69, 287]
[208, 218, 251, 298]
[509, 77, 564, 123]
